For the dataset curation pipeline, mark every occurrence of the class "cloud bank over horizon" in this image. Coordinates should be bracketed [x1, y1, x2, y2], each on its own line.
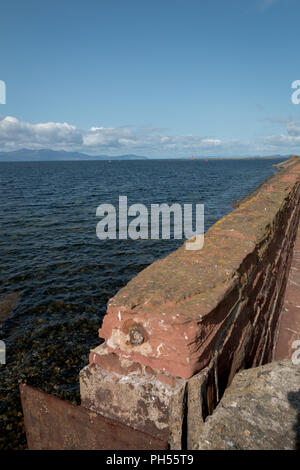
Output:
[0, 115, 299, 157]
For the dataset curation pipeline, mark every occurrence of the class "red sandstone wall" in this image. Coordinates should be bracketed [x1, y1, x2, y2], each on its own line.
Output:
[97, 158, 300, 416]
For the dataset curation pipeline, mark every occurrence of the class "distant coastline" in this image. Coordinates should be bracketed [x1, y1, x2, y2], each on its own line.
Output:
[0, 148, 292, 162]
[0, 148, 148, 162]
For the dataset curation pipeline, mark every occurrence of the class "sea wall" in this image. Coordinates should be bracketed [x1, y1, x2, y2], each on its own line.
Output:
[98, 158, 300, 377]
[84, 156, 300, 447]
[21, 157, 300, 450]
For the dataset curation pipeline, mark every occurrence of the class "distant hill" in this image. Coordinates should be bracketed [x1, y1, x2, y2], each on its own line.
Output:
[0, 148, 149, 162]
[0, 148, 292, 162]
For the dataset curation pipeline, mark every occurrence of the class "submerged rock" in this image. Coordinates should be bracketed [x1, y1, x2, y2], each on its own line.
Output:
[0, 292, 20, 327]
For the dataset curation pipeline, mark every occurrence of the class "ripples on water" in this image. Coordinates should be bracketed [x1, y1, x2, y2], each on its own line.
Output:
[0, 158, 282, 448]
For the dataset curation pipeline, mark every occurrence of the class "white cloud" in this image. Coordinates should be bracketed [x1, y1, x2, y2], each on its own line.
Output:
[286, 122, 300, 136]
[0, 114, 299, 157]
[83, 126, 134, 148]
[0, 115, 229, 156]
[260, 121, 300, 151]
[0, 116, 82, 150]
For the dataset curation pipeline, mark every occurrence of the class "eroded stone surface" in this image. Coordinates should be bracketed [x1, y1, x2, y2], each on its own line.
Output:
[79, 359, 187, 449]
[195, 360, 300, 450]
[89, 343, 185, 388]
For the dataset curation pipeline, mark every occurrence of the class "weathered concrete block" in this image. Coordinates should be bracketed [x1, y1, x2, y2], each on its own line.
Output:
[80, 347, 187, 449]
[195, 359, 300, 450]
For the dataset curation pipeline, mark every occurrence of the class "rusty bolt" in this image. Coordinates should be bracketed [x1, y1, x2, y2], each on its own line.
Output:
[129, 328, 144, 346]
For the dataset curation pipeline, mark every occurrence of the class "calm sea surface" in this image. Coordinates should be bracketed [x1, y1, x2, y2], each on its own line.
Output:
[0, 158, 283, 448]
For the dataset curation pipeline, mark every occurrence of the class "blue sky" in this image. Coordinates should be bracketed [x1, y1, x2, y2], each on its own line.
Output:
[1, 0, 300, 157]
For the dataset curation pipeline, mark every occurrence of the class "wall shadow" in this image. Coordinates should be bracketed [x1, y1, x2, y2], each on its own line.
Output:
[287, 389, 300, 450]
